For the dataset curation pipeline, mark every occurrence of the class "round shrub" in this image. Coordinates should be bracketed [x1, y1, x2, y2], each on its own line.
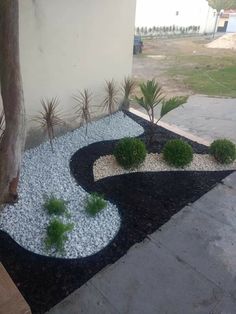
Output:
[163, 139, 193, 167]
[210, 139, 236, 164]
[114, 137, 147, 169]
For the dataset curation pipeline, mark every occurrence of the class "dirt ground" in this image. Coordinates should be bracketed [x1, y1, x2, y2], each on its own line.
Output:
[132, 35, 236, 98]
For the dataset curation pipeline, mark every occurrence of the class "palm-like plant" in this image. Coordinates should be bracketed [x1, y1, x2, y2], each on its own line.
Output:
[159, 96, 188, 122]
[135, 80, 164, 125]
[135, 79, 188, 142]
[120, 77, 136, 113]
[33, 97, 63, 152]
[0, 110, 5, 142]
[102, 80, 119, 116]
[73, 89, 92, 135]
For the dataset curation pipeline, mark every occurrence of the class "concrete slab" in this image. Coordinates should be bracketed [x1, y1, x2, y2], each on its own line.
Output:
[87, 240, 223, 314]
[48, 171, 236, 314]
[190, 184, 236, 231]
[133, 95, 236, 144]
[223, 172, 236, 189]
[211, 296, 236, 314]
[47, 281, 119, 314]
[151, 209, 236, 298]
[189, 184, 236, 211]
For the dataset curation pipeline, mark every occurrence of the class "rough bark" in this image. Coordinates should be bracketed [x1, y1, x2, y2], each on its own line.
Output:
[0, 0, 25, 205]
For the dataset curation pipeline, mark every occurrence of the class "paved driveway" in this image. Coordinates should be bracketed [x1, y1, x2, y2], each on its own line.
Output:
[49, 173, 236, 314]
[134, 95, 236, 144]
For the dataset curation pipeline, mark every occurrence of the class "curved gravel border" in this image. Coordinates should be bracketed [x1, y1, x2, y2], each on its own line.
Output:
[94, 154, 236, 181]
[0, 112, 144, 258]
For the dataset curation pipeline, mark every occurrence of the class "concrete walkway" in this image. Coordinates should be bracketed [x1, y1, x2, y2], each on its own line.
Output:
[134, 95, 236, 144]
[48, 171, 236, 314]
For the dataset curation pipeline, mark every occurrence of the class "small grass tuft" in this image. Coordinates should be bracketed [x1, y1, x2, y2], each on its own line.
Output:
[85, 193, 107, 216]
[44, 195, 68, 216]
[45, 219, 74, 252]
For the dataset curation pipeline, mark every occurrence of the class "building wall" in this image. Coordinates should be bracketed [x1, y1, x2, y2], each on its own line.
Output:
[135, 0, 216, 33]
[218, 16, 228, 27]
[227, 14, 236, 32]
[18, 0, 136, 119]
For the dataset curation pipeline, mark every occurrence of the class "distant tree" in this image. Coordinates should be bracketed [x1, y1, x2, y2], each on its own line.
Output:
[208, 0, 236, 37]
[208, 0, 236, 11]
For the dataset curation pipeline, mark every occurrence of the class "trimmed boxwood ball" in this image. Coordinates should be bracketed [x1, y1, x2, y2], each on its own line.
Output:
[114, 137, 147, 169]
[163, 139, 193, 167]
[210, 139, 236, 164]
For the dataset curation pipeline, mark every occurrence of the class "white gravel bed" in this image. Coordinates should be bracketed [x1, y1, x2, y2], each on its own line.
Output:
[94, 153, 236, 181]
[0, 112, 144, 258]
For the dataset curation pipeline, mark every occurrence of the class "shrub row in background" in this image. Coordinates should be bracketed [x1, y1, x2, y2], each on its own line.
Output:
[114, 137, 236, 169]
[135, 25, 201, 38]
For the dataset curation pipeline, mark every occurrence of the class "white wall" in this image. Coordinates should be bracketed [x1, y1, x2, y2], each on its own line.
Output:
[135, 0, 216, 33]
[18, 0, 136, 117]
[227, 14, 236, 32]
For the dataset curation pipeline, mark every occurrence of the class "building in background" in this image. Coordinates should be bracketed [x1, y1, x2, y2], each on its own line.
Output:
[135, 0, 216, 34]
[218, 10, 236, 32]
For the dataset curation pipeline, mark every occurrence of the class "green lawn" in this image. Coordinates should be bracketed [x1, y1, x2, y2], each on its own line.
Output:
[168, 55, 236, 98]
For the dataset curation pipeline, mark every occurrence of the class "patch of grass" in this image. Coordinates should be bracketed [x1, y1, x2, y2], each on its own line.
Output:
[85, 193, 107, 216]
[45, 219, 74, 252]
[168, 55, 236, 97]
[44, 195, 68, 216]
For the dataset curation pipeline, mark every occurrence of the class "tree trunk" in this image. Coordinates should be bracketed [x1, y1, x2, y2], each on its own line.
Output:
[213, 12, 220, 39]
[0, 0, 26, 205]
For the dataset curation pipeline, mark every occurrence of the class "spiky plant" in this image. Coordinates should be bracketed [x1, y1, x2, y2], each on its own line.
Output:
[33, 97, 63, 152]
[0, 110, 5, 142]
[135, 79, 188, 142]
[120, 77, 136, 113]
[102, 80, 119, 116]
[73, 89, 92, 135]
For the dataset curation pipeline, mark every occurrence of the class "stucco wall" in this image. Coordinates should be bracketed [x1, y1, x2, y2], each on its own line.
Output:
[18, 0, 136, 119]
[135, 0, 216, 34]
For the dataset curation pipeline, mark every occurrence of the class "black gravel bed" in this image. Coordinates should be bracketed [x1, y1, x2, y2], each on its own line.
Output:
[0, 111, 233, 314]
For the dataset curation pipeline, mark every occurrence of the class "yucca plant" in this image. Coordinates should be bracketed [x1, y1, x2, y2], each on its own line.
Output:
[33, 97, 63, 152]
[120, 77, 136, 113]
[73, 89, 92, 135]
[159, 96, 188, 123]
[0, 110, 5, 142]
[102, 80, 119, 117]
[135, 79, 188, 142]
